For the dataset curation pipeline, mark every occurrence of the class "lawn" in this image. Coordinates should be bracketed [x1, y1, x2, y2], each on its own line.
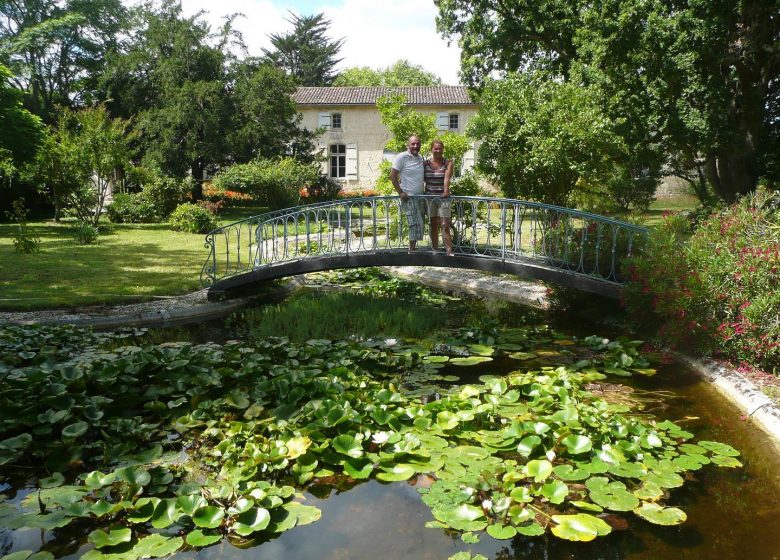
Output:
[0, 207, 267, 311]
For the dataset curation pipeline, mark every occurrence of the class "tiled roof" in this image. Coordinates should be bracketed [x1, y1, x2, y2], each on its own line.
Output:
[292, 86, 476, 106]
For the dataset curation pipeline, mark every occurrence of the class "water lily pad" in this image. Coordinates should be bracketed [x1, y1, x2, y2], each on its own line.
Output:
[711, 455, 743, 468]
[61, 421, 88, 439]
[461, 532, 479, 544]
[570, 501, 603, 512]
[285, 436, 311, 459]
[0, 552, 54, 560]
[486, 523, 517, 539]
[562, 435, 592, 455]
[343, 457, 373, 479]
[633, 503, 687, 526]
[332, 435, 363, 458]
[467, 344, 495, 356]
[436, 411, 460, 430]
[284, 502, 321, 526]
[176, 495, 208, 516]
[698, 441, 740, 457]
[551, 514, 612, 542]
[450, 356, 493, 366]
[192, 506, 224, 529]
[633, 482, 664, 500]
[507, 505, 533, 524]
[232, 507, 271, 536]
[552, 464, 590, 481]
[524, 460, 553, 482]
[39, 472, 65, 488]
[516, 522, 545, 536]
[541, 480, 569, 504]
[376, 464, 417, 482]
[186, 529, 221, 547]
[130, 534, 183, 558]
[88, 526, 132, 549]
[126, 498, 158, 523]
[516, 435, 541, 457]
[115, 466, 151, 487]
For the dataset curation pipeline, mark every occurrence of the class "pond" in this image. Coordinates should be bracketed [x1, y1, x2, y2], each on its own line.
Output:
[1, 270, 779, 560]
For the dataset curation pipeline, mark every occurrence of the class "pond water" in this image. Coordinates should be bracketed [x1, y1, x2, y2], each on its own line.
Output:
[2, 277, 780, 560]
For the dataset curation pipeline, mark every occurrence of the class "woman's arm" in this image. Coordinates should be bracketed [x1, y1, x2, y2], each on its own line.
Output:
[443, 160, 454, 196]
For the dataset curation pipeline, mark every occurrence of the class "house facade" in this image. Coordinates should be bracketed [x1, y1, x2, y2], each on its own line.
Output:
[292, 86, 479, 191]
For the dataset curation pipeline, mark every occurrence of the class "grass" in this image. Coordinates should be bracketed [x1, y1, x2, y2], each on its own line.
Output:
[0, 207, 268, 311]
[640, 194, 700, 227]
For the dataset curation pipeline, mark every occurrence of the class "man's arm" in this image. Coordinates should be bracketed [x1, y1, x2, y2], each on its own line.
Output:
[390, 168, 408, 200]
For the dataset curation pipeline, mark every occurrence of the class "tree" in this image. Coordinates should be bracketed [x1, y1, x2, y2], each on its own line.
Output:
[0, 0, 127, 122]
[334, 59, 442, 87]
[226, 60, 316, 164]
[34, 106, 132, 224]
[470, 73, 638, 207]
[436, 0, 780, 203]
[263, 12, 343, 86]
[99, 1, 230, 198]
[375, 92, 470, 192]
[0, 63, 44, 181]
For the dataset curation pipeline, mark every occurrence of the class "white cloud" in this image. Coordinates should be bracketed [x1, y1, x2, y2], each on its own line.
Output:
[176, 0, 462, 84]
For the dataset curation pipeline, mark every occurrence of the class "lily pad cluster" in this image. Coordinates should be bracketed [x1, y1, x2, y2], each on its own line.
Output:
[0, 324, 740, 560]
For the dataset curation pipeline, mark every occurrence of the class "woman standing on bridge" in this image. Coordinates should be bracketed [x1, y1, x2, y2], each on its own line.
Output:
[424, 139, 454, 256]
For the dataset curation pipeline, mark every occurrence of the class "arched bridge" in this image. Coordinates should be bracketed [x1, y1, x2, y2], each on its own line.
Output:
[201, 196, 647, 300]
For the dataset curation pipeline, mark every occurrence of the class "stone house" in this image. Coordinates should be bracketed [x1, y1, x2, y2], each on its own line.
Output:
[292, 86, 479, 191]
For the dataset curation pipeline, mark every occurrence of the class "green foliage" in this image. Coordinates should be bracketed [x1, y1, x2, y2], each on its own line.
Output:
[0, 64, 44, 171]
[33, 106, 133, 226]
[334, 60, 442, 86]
[450, 170, 486, 197]
[0, 0, 127, 123]
[106, 173, 190, 224]
[470, 73, 637, 207]
[106, 193, 161, 224]
[4, 197, 40, 253]
[213, 158, 318, 209]
[73, 221, 99, 245]
[436, 0, 777, 203]
[262, 13, 344, 86]
[623, 189, 780, 370]
[0, 321, 739, 556]
[168, 203, 217, 234]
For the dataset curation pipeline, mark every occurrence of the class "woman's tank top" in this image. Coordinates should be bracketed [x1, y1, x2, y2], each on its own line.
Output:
[424, 158, 449, 195]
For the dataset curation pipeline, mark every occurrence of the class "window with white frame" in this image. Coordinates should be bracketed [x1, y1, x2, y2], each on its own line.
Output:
[318, 112, 343, 130]
[437, 112, 460, 131]
[329, 144, 346, 177]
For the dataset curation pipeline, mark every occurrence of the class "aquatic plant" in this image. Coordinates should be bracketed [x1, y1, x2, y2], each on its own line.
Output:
[0, 324, 740, 560]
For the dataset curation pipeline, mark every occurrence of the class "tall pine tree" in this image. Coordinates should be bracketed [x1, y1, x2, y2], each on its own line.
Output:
[263, 13, 344, 86]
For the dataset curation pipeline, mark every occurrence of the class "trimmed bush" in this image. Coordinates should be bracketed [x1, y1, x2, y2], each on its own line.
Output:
[106, 193, 163, 223]
[73, 221, 99, 244]
[169, 203, 218, 234]
[623, 188, 780, 370]
[213, 158, 319, 210]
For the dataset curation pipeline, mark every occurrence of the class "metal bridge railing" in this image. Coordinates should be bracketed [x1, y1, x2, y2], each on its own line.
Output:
[200, 196, 648, 287]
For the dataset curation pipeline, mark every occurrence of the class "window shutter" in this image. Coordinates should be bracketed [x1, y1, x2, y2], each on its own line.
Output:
[318, 144, 328, 174]
[318, 112, 331, 129]
[437, 112, 449, 131]
[462, 148, 475, 173]
[346, 144, 358, 179]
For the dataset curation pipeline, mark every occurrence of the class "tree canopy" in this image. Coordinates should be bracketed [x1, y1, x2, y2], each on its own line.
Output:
[263, 12, 344, 86]
[436, 0, 780, 202]
[0, 0, 127, 122]
[0, 63, 44, 175]
[334, 60, 442, 87]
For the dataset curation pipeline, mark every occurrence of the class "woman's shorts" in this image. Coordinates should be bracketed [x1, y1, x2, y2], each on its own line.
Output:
[428, 197, 451, 218]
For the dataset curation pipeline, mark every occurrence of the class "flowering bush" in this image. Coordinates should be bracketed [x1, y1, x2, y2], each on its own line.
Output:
[623, 189, 780, 370]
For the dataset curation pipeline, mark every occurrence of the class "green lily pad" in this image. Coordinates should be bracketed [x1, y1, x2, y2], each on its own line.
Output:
[376, 464, 417, 482]
[232, 507, 271, 536]
[332, 434, 363, 458]
[541, 480, 569, 504]
[570, 501, 603, 512]
[698, 441, 740, 457]
[516, 435, 541, 457]
[192, 506, 224, 529]
[450, 356, 493, 366]
[711, 455, 743, 468]
[344, 457, 373, 479]
[552, 464, 590, 481]
[39, 472, 65, 488]
[461, 532, 480, 543]
[176, 495, 208, 516]
[507, 505, 533, 524]
[88, 526, 132, 549]
[130, 534, 183, 558]
[562, 435, 592, 455]
[550, 513, 612, 542]
[633, 503, 687, 526]
[508, 351, 536, 360]
[0, 552, 54, 560]
[115, 466, 151, 487]
[524, 459, 553, 482]
[516, 522, 545, 536]
[286, 436, 311, 459]
[186, 529, 221, 547]
[486, 523, 517, 539]
[61, 421, 88, 439]
[227, 498, 254, 515]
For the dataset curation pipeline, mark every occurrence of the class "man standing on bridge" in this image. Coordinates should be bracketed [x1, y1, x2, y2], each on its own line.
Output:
[390, 135, 425, 252]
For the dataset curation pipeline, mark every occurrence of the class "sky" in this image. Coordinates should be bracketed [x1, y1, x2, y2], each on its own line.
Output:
[175, 0, 463, 85]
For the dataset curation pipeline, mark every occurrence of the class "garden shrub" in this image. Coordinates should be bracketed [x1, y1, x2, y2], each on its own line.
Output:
[141, 175, 192, 216]
[623, 188, 780, 370]
[213, 157, 319, 210]
[106, 193, 163, 223]
[300, 175, 342, 202]
[169, 202, 218, 234]
[73, 220, 99, 244]
[5, 198, 41, 253]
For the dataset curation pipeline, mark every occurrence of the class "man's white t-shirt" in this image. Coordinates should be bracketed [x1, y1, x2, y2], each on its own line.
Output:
[392, 151, 425, 195]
